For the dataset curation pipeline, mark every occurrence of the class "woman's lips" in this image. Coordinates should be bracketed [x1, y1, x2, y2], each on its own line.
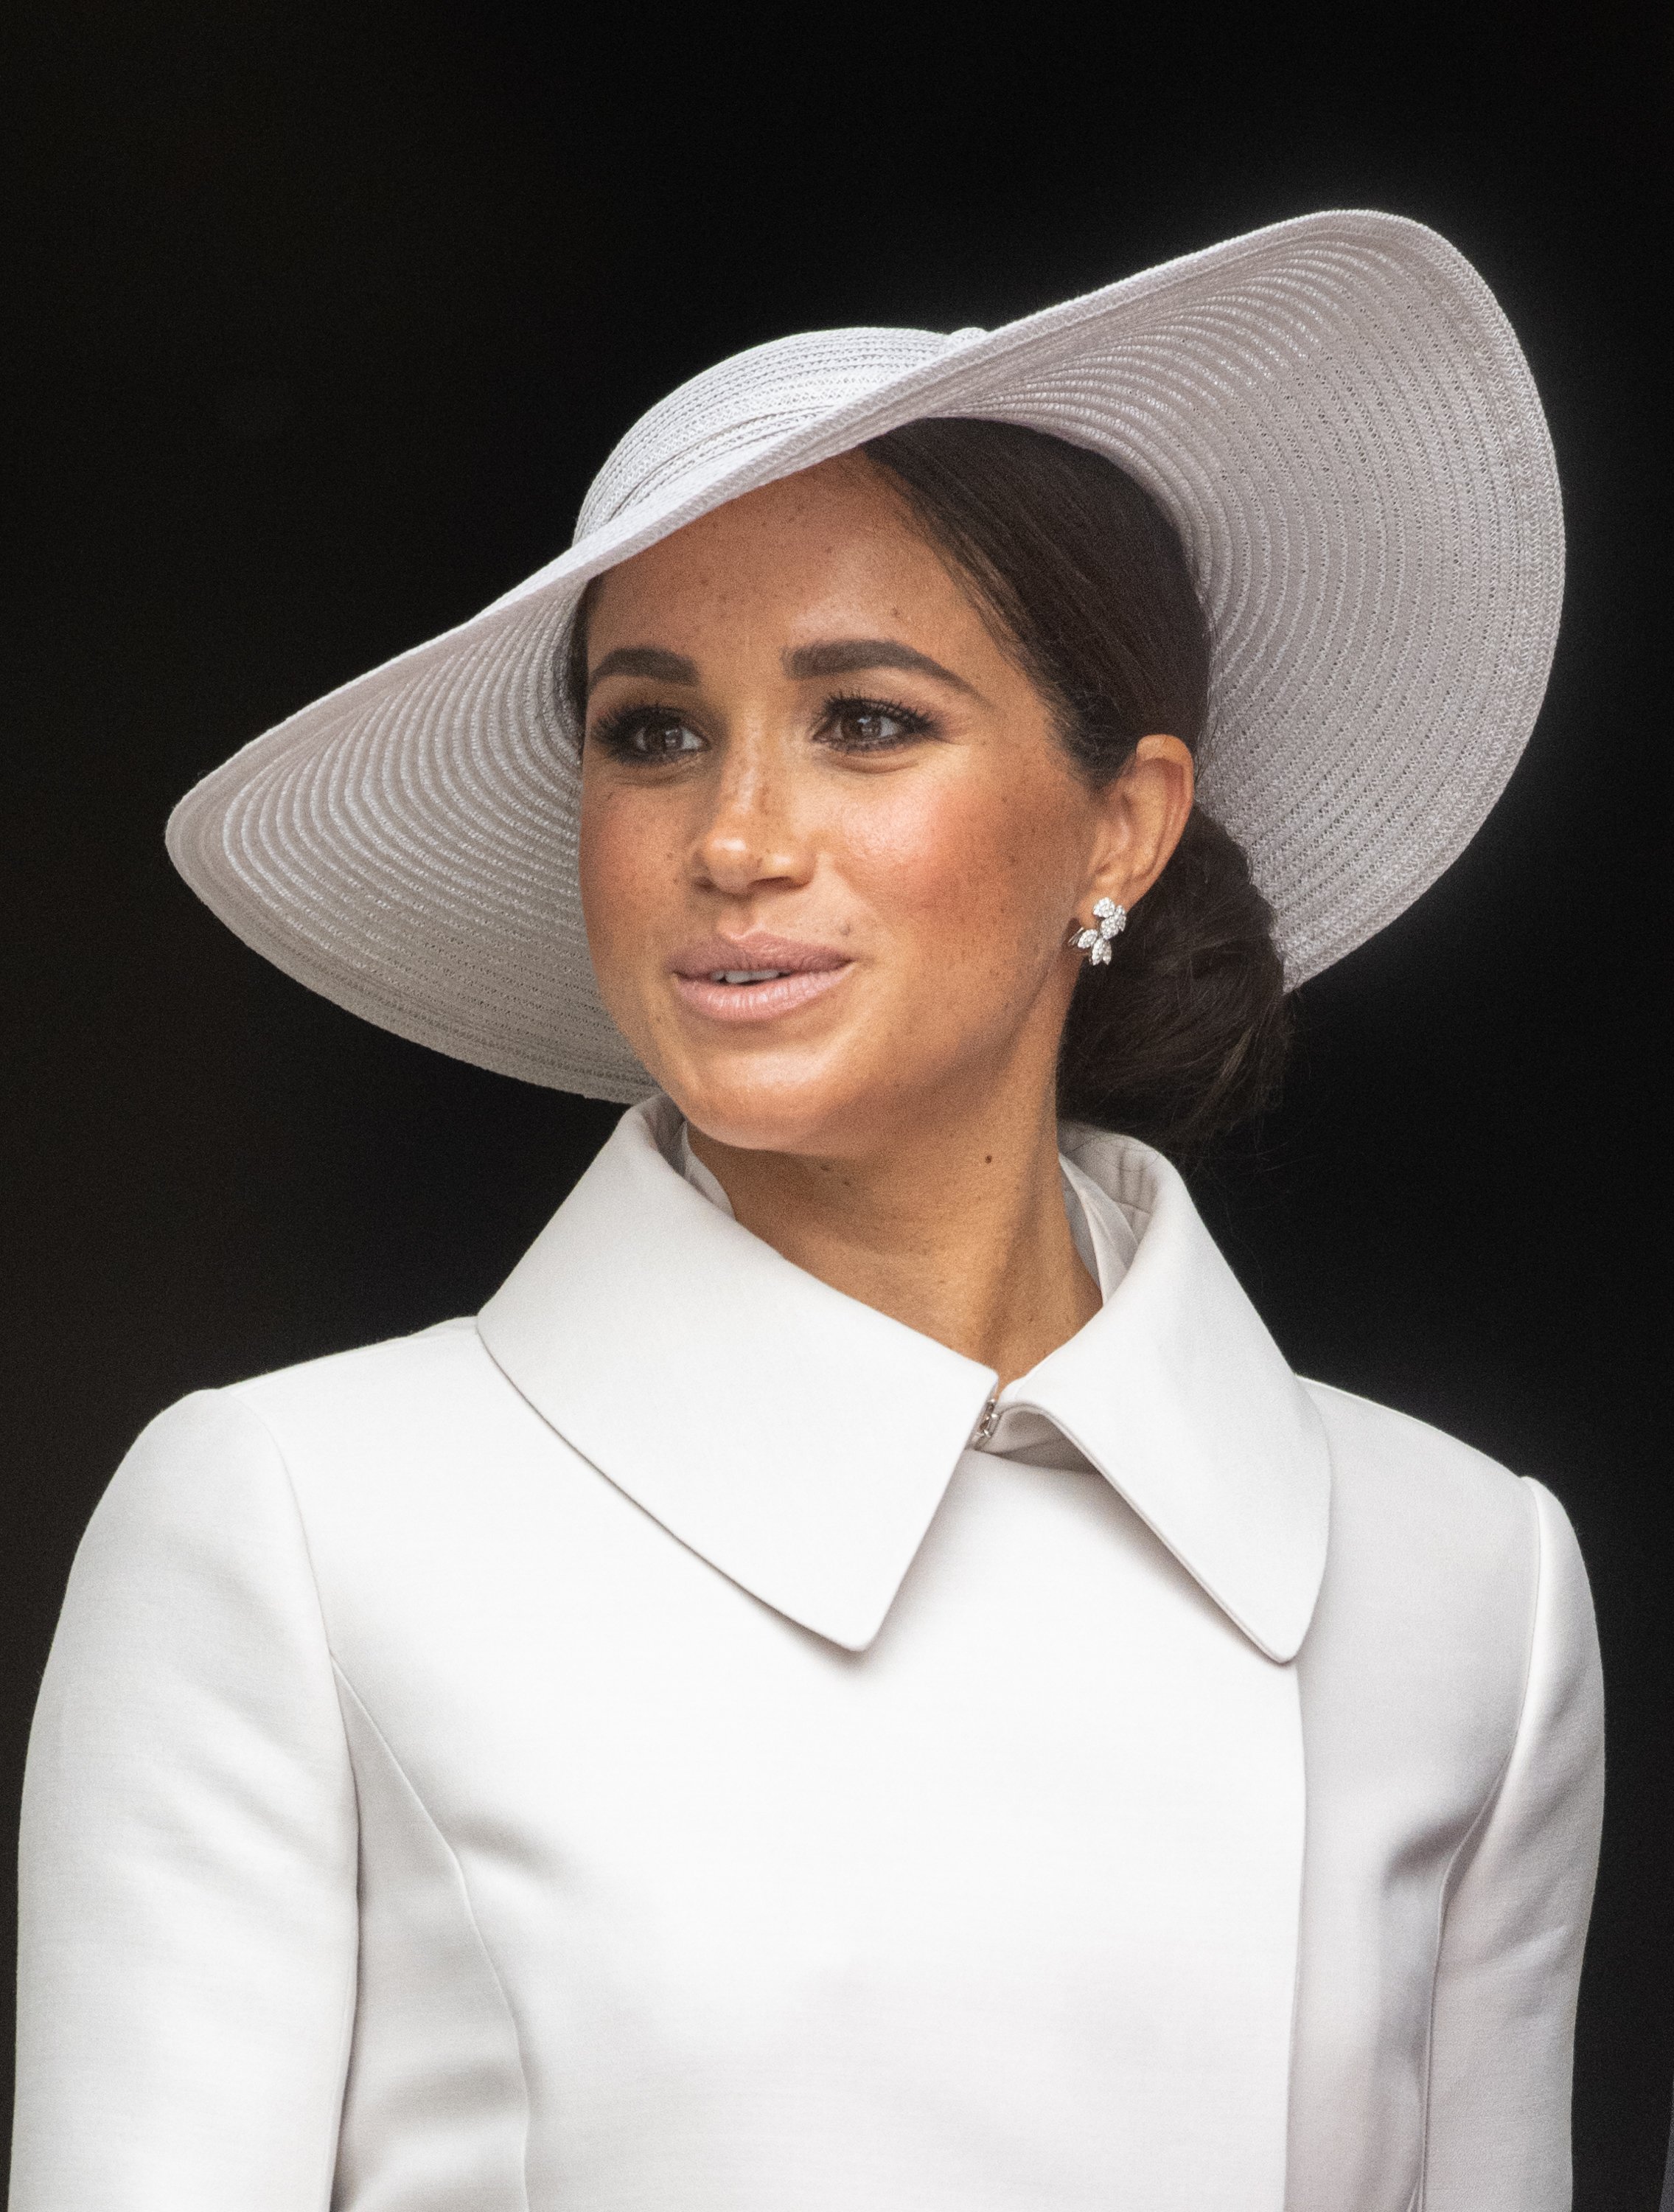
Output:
[669, 937, 854, 1026]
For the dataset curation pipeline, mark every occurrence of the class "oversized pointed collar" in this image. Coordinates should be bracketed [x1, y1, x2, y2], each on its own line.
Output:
[478, 1099, 1330, 1661]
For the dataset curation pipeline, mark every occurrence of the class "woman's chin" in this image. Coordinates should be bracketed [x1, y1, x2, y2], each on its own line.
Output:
[659, 1050, 886, 1160]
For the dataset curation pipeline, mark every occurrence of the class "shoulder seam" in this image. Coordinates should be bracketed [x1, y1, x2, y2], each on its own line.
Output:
[1300, 1376, 1523, 1474]
[217, 1386, 345, 1662]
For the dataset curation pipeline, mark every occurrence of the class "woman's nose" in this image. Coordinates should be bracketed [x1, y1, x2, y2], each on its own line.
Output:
[689, 747, 812, 897]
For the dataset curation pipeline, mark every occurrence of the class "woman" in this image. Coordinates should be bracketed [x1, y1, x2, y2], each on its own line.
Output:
[12, 211, 1602, 2210]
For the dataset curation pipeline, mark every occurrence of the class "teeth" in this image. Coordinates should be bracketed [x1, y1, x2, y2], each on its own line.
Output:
[713, 969, 786, 984]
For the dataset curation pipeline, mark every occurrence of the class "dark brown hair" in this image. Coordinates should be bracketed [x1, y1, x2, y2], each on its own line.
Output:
[860, 419, 1289, 1163]
[565, 417, 1291, 1161]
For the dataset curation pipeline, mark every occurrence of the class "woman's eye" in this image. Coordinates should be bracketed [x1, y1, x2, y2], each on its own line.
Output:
[593, 709, 705, 762]
[823, 698, 932, 751]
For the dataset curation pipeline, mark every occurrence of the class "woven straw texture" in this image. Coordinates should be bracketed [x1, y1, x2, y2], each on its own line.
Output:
[167, 209, 1563, 1102]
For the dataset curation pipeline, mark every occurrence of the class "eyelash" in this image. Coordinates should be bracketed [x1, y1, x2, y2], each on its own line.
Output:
[587, 692, 938, 761]
[587, 700, 697, 762]
[820, 692, 936, 749]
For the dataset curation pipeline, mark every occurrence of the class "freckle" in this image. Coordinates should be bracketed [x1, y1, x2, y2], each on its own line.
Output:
[983, 1155, 993, 1165]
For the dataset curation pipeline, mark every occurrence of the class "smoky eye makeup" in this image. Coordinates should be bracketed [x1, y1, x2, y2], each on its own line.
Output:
[587, 701, 708, 762]
[815, 693, 941, 751]
[587, 688, 944, 765]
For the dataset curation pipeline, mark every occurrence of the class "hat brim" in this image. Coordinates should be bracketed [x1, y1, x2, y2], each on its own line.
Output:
[167, 209, 1563, 1102]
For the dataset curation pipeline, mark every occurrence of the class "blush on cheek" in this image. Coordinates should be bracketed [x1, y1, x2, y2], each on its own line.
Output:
[836, 782, 982, 919]
[806, 790, 1076, 1117]
[834, 774, 1073, 972]
[576, 806, 622, 960]
[576, 796, 677, 1032]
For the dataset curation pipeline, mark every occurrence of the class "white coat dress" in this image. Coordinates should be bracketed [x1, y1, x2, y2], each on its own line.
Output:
[11, 1096, 1604, 2211]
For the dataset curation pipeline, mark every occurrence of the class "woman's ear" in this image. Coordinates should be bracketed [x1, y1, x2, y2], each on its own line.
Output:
[1087, 733, 1196, 910]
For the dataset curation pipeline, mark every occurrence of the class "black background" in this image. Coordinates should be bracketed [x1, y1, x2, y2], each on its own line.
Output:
[4, 5, 1667, 2201]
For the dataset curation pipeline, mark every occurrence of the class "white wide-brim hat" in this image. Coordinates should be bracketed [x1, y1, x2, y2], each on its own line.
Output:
[167, 209, 1563, 1102]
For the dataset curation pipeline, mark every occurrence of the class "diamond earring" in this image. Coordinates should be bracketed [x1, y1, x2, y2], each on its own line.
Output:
[1072, 897, 1127, 966]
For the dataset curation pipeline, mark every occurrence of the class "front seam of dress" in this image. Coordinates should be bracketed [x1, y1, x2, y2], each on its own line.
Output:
[1280, 1427, 1336, 2212]
[1412, 1473, 1545, 2211]
[224, 1380, 534, 2212]
[221, 1384, 361, 2211]
[328, 1663, 536, 2212]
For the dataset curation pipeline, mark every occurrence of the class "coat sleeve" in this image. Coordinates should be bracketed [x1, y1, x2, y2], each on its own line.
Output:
[1422, 1478, 1605, 2211]
[10, 1390, 359, 2211]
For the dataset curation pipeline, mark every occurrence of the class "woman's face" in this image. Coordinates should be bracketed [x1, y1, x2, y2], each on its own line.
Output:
[577, 454, 1188, 1158]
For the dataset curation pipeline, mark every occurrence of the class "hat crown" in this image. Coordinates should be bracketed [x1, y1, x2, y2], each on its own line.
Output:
[576, 324, 952, 540]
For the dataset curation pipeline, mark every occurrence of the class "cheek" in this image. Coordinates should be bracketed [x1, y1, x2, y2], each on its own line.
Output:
[837, 769, 1080, 964]
[577, 783, 680, 970]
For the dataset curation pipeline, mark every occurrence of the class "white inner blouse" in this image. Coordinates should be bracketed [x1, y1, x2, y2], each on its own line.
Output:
[674, 1119, 1139, 1474]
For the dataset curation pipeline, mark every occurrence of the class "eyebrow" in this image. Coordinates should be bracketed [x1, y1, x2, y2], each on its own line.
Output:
[783, 639, 978, 695]
[587, 644, 700, 687]
[585, 636, 980, 697]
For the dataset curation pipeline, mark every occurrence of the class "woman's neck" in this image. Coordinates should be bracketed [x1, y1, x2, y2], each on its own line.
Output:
[686, 1088, 1101, 1387]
